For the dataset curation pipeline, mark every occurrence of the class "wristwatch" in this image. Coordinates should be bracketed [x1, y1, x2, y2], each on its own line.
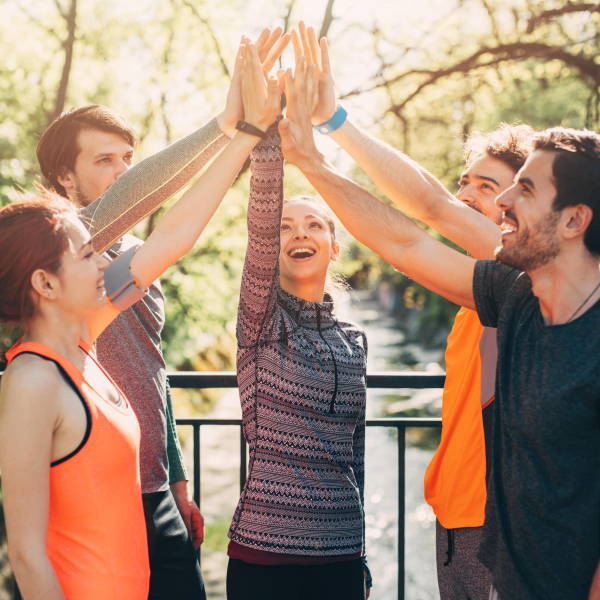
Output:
[313, 105, 348, 135]
[235, 120, 267, 139]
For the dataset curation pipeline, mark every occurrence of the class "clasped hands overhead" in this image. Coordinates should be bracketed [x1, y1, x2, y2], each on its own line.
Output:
[238, 21, 338, 169]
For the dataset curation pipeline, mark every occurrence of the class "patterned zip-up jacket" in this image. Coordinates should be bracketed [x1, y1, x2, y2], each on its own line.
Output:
[228, 123, 369, 565]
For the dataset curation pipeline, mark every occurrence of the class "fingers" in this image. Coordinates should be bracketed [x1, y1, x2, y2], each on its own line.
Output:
[284, 67, 298, 111]
[320, 37, 332, 75]
[232, 42, 243, 78]
[299, 21, 313, 64]
[291, 29, 302, 60]
[277, 68, 286, 96]
[305, 62, 315, 108]
[258, 26, 283, 62]
[262, 32, 291, 73]
[307, 26, 321, 71]
[254, 28, 272, 54]
[266, 76, 280, 112]
[294, 56, 307, 104]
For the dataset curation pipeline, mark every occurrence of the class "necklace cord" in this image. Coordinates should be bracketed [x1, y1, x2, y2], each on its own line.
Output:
[567, 279, 600, 323]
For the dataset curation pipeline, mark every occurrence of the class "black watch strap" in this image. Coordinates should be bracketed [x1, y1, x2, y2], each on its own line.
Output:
[235, 120, 267, 139]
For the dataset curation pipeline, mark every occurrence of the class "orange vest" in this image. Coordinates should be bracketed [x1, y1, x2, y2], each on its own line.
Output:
[6, 341, 150, 600]
[424, 308, 496, 529]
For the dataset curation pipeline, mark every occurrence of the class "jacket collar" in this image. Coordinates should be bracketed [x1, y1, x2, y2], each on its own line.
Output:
[278, 288, 336, 330]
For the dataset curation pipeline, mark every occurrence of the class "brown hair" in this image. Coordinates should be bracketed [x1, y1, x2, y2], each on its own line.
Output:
[0, 191, 77, 323]
[464, 123, 535, 174]
[283, 195, 348, 302]
[533, 127, 600, 255]
[37, 105, 139, 197]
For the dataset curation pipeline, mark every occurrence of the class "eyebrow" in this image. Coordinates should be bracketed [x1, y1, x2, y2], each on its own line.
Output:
[93, 150, 133, 160]
[282, 214, 321, 222]
[519, 176, 536, 190]
[460, 173, 500, 187]
[79, 240, 93, 253]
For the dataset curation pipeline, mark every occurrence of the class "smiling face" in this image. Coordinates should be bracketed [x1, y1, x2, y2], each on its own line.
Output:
[279, 200, 339, 295]
[495, 150, 564, 271]
[38, 215, 109, 318]
[57, 129, 134, 207]
[456, 154, 517, 224]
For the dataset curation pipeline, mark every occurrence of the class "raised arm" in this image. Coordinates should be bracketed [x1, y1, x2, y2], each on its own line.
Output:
[85, 41, 282, 342]
[82, 28, 290, 255]
[236, 123, 284, 348]
[0, 358, 67, 600]
[291, 24, 500, 260]
[279, 58, 476, 310]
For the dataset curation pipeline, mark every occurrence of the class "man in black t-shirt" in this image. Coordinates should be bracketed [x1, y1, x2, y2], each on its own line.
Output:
[278, 68, 600, 600]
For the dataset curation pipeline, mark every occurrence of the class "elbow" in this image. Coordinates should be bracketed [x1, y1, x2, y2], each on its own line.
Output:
[8, 544, 49, 581]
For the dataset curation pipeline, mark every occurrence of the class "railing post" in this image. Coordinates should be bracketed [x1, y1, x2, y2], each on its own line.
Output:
[397, 425, 406, 600]
[240, 426, 247, 494]
[193, 424, 201, 506]
[193, 424, 201, 567]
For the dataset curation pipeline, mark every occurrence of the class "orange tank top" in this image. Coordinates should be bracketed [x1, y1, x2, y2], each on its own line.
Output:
[6, 341, 150, 600]
[423, 307, 497, 529]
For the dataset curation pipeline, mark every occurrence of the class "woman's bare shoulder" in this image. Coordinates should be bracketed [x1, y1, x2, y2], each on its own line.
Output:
[0, 355, 63, 408]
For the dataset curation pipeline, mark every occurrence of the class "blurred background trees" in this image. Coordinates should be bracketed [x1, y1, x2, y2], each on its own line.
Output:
[1, 0, 598, 369]
[3, 0, 597, 366]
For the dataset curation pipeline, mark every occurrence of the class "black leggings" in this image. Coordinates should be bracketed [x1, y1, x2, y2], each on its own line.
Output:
[226, 557, 366, 600]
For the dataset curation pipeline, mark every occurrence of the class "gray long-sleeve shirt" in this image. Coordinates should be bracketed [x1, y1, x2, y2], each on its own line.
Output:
[81, 117, 228, 493]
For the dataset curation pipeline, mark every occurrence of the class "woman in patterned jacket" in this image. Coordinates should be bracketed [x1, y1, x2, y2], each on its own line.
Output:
[226, 48, 371, 600]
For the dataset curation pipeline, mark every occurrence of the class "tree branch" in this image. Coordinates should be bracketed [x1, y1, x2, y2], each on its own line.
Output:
[50, 0, 77, 122]
[19, 5, 61, 41]
[282, 0, 296, 34]
[182, 0, 230, 77]
[341, 42, 600, 107]
[319, 0, 336, 40]
[527, 2, 600, 33]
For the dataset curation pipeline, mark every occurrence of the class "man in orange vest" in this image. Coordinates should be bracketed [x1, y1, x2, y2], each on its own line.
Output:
[287, 24, 534, 599]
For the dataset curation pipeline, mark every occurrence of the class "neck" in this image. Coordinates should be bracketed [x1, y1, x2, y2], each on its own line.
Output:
[279, 275, 326, 303]
[529, 246, 600, 325]
[22, 305, 86, 369]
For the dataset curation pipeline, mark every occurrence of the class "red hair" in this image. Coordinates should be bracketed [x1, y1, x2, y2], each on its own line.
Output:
[0, 192, 77, 323]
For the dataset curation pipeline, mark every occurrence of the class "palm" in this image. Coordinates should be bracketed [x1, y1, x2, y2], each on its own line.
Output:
[291, 23, 337, 126]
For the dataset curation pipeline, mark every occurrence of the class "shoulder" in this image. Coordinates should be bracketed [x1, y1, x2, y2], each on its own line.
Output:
[0, 355, 63, 411]
[337, 319, 368, 349]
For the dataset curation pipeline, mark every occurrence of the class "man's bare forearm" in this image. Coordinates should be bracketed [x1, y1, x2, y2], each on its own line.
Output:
[329, 119, 500, 259]
[299, 155, 476, 309]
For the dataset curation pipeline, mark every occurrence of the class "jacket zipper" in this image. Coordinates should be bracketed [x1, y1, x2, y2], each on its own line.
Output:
[316, 307, 338, 414]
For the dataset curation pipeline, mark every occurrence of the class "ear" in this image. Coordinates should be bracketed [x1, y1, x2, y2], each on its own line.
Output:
[30, 269, 58, 301]
[563, 204, 593, 242]
[57, 167, 76, 191]
[331, 241, 340, 262]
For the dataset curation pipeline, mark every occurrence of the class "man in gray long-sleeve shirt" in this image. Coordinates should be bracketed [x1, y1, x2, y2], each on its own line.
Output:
[34, 28, 291, 598]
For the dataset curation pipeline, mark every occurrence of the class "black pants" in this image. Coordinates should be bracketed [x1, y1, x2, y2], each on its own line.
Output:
[143, 490, 206, 600]
[226, 557, 366, 600]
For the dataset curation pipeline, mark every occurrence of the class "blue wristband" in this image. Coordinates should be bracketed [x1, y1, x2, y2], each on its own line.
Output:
[313, 105, 347, 135]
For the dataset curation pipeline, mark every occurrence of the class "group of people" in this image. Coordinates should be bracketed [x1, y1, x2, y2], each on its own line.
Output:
[0, 20, 598, 600]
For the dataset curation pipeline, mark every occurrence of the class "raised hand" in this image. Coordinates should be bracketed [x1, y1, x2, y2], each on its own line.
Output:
[218, 27, 291, 138]
[241, 41, 281, 132]
[278, 56, 321, 169]
[291, 21, 337, 125]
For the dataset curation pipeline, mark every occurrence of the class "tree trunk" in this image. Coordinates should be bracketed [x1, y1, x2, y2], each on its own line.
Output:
[50, 0, 77, 123]
[319, 0, 336, 40]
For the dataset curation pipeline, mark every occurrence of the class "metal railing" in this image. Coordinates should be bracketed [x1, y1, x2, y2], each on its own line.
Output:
[169, 371, 443, 600]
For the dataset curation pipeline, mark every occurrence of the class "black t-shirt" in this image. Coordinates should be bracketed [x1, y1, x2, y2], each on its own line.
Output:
[473, 260, 600, 600]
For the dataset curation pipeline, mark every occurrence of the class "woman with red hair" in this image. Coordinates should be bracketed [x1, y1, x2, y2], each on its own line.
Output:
[0, 44, 280, 600]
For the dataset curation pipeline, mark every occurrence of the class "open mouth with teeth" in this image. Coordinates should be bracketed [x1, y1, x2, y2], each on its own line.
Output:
[288, 247, 316, 259]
